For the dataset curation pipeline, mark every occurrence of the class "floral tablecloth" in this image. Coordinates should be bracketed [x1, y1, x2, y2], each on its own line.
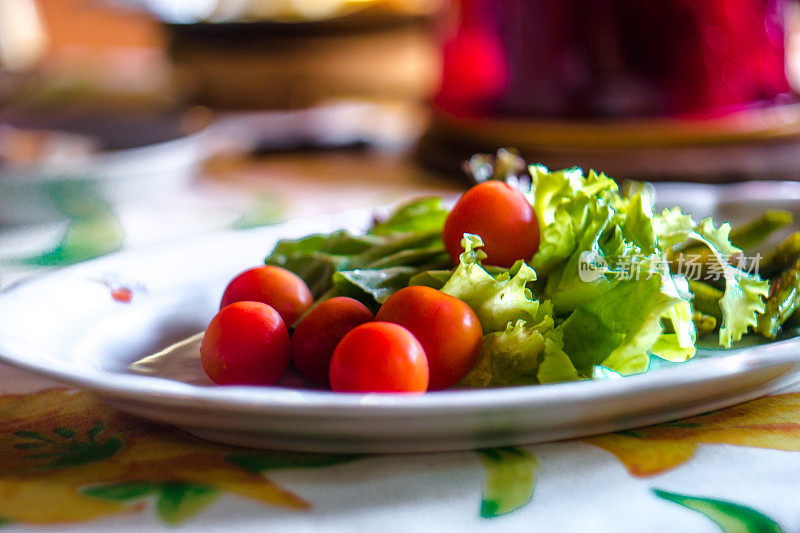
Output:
[0, 155, 799, 532]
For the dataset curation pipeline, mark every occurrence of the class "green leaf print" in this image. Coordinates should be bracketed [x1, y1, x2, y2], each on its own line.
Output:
[17, 215, 124, 266]
[155, 483, 220, 526]
[12, 431, 48, 441]
[15, 424, 122, 469]
[653, 489, 783, 533]
[477, 447, 539, 518]
[82, 482, 162, 502]
[53, 427, 76, 439]
[225, 451, 362, 473]
[83, 482, 220, 526]
[232, 197, 285, 230]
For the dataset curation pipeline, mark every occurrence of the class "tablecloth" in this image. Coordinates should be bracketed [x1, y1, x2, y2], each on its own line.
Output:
[0, 153, 798, 533]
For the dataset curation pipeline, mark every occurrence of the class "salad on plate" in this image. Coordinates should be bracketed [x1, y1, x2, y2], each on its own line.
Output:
[199, 149, 800, 393]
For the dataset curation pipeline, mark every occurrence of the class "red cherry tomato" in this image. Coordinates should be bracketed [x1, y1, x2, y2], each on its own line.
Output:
[375, 286, 482, 390]
[442, 181, 540, 268]
[291, 297, 374, 387]
[201, 301, 290, 385]
[329, 322, 429, 393]
[220, 265, 313, 325]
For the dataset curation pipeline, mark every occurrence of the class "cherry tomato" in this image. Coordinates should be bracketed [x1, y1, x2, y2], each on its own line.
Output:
[291, 297, 374, 387]
[442, 181, 540, 268]
[329, 322, 429, 393]
[375, 286, 482, 390]
[220, 265, 313, 325]
[201, 301, 290, 385]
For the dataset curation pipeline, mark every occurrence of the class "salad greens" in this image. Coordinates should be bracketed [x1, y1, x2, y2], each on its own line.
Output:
[266, 151, 790, 388]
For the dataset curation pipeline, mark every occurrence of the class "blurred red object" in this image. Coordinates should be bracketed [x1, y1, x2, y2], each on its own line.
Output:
[435, 0, 796, 119]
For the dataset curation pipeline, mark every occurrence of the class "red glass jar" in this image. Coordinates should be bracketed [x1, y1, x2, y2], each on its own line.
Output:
[436, 0, 796, 119]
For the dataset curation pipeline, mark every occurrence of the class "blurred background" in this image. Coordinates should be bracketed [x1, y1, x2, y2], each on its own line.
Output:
[4, 0, 800, 283]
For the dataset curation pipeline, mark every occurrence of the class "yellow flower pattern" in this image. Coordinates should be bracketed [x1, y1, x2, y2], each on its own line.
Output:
[0, 388, 309, 525]
[581, 392, 800, 477]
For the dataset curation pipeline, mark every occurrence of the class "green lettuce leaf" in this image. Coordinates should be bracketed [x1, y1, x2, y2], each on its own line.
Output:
[620, 191, 657, 255]
[536, 340, 581, 384]
[407, 270, 452, 290]
[266, 226, 448, 300]
[440, 234, 542, 332]
[438, 235, 582, 387]
[693, 218, 769, 346]
[452, 167, 699, 379]
[332, 267, 422, 307]
[529, 165, 618, 276]
[459, 320, 546, 387]
[458, 315, 579, 387]
[653, 206, 696, 251]
[559, 272, 684, 375]
[654, 207, 769, 346]
[369, 197, 449, 236]
[541, 199, 617, 314]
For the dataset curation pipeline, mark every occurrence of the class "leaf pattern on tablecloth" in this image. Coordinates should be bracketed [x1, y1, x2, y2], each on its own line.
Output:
[226, 451, 362, 473]
[11, 214, 124, 267]
[232, 196, 286, 230]
[477, 447, 539, 518]
[581, 392, 800, 477]
[13, 422, 122, 468]
[0, 388, 362, 526]
[83, 482, 221, 526]
[653, 489, 783, 533]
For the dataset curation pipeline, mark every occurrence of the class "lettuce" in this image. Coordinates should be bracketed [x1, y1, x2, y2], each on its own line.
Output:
[537, 340, 581, 384]
[459, 320, 547, 387]
[525, 166, 697, 373]
[440, 234, 543, 332]
[653, 207, 769, 346]
[266, 198, 451, 302]
[370, 196, 449, 236]
[558, 273, 683, 375]
[529, 165, 617, 276]
[440, 234, 582, 386]
[458, 317, 580, 387]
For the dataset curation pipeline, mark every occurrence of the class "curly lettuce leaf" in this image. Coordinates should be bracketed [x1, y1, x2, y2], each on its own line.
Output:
[620, 191, 657, 255]
[532, 168, 661, 316]
[542, 199, 617, 314]
[440, 235, 581, 387]
[499, 166, 698, 374]
[459, 320, 546, 387]
[529, 165, 618, 275]
[693, 218, 768, 346]
[559, 273, 684, 375]
[537, 339, 581, 384]
[440, 234, 542, 332]
[458, 317, 579, 387]
[653, 206, 696, 251]
[653, 207, 769, 346]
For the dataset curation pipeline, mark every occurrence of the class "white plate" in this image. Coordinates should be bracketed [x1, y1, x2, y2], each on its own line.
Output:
[1, 183, 800, 453]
